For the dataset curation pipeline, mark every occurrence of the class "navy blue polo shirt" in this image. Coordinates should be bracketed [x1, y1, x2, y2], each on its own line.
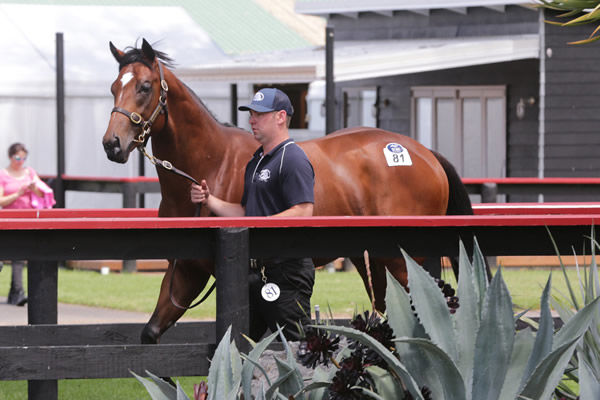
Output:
[242, 139, 314, 217]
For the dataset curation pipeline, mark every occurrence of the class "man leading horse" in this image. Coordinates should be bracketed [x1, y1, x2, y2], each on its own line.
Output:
[191, 88, 315, 341]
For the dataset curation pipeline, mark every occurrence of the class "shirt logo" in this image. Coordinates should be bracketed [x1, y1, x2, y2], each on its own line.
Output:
[257, 168, 271, 182]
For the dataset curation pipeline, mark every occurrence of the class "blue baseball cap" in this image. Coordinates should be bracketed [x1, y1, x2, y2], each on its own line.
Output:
[239, 88, 294, 116]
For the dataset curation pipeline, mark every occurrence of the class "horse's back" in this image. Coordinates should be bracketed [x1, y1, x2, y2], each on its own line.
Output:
[299, 127, 449, 216]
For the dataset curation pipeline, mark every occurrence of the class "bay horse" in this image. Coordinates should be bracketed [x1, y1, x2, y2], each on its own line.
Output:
[102, 39, 473, 345]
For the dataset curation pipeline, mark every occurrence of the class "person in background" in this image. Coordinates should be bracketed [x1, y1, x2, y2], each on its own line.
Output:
[190, 88, 315, 341]
[0, 143, 44, 306]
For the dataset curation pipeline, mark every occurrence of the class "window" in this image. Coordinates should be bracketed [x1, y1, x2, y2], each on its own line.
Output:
[342, 87, 378, 128]
[411, 86, 506, 178]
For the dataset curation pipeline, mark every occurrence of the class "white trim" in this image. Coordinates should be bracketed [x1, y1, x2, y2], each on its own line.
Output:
[179, 35, 540, 83]
[295, 0, 531, 15]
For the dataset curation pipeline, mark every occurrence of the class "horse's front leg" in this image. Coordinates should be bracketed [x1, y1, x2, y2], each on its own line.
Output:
[141, 259, 213, 344]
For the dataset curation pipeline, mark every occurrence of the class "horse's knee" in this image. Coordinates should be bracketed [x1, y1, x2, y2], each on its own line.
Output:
[141, 322, 160, 344]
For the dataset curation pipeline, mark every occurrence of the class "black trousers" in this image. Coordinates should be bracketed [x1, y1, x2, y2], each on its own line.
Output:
[248, 258, 314, 341]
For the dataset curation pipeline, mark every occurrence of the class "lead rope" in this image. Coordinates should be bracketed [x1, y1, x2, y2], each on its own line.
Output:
[138, 145, 216, 310]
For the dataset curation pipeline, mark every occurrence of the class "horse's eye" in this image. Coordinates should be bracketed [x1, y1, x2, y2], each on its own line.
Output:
[139, 82, 152, 94]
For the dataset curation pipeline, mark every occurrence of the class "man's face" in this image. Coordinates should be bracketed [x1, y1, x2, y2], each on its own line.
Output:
[248, 110, 283, 142]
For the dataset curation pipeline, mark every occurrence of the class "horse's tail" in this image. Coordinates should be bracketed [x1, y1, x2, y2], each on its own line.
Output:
[429, 151, 492, 281]
[431, 150, 473, 216]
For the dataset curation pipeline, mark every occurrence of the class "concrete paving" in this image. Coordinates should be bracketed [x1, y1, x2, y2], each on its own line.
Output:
[0, 296, 200, 326]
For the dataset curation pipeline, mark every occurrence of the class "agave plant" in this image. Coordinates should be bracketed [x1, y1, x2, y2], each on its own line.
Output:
[135, 238, 600, 399]
[315, 240, 600, 399]
[544, 228, 600, 399]
[536, 0, 600, 44]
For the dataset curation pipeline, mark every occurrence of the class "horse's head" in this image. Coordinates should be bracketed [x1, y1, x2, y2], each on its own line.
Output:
[102, 39, 171, 163]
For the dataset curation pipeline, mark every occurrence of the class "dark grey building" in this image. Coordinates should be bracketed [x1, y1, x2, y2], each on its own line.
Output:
[295, 0, 600, 193]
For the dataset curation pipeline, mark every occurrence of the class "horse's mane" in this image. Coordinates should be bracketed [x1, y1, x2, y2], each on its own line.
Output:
[118, 42, 175, 71]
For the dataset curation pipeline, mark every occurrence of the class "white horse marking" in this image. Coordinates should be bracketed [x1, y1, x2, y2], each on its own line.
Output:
[120, 72, 134, 87]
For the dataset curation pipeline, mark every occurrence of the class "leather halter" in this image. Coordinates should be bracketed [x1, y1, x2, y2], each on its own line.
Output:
[111, 61, 169, 145]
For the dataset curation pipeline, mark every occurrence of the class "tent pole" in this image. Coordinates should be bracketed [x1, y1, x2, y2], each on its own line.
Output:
[55, 32, 65, 208]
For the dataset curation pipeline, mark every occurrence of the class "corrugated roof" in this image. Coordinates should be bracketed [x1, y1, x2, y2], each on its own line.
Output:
[0, 0, 315, 55]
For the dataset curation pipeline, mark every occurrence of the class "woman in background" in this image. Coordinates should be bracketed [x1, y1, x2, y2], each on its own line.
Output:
[0, 142, 44, 306]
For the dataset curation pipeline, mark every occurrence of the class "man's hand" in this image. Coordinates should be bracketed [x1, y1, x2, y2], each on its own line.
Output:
[191, 180, 210, 204]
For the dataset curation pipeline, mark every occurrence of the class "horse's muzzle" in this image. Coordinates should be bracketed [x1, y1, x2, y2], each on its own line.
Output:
[103, 135, 128, 163]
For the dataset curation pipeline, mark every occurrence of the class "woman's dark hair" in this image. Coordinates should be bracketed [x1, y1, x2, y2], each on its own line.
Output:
[8, 143, 27, 158]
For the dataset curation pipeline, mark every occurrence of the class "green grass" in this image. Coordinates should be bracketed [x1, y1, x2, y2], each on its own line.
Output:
[0, 377, 205, 400]
[0, 263, 587, 318]
[0, 262, 588, 399]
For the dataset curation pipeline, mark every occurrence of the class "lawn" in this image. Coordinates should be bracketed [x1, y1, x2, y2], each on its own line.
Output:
[0, 261, 587, 399]
[0, 262, 586, 318]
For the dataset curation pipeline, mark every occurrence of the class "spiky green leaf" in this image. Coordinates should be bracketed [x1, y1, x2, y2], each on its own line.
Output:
[498, 328, 536, 400]
[579, 354, 600, 399]
[472, 268, 514, 400]
[521, 274, 554, 390]
[367, 366, 406, 400]
[455, 240, 479, 393]
[131, 370, 179, 400]
[520, 337, 581, 399]
[384, 269, 427, 338]
[207, 326, 242, 400]
[394, 337, 466, 400]
[401, 249, 457, 360]
[554, 297, 600, 350]
[241, 329, 280, 397]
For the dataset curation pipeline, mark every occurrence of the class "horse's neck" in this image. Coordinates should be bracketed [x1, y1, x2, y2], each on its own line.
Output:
[151, 73, 256, 202]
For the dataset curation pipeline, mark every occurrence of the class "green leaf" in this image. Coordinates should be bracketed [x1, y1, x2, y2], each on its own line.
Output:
[393, 338, 466, 400]
[498, 328, 535, 400]
[579, 354, 600, 399]
[401, 249, 457, 360]
[130, 370, 177, 400]
[554, 297, 600, 350]
[293, 381, 331, 399]
[311, 324, 424, 399]
[384, 269, 427, 339]
[241, 329, 280, 397]
[455, 240, 479, 392]
[207, 326, 242, 400]
[472, 268, 514, 400]
[520, 274, 554, 390]
[352, 385, 386, 400]
[520, 337, 581, 399]
[472, 237, 490, 311]
[367, 366, 405, 400]
[307, 367, 335, 400]
[271, 357, 304, 399]
[176, 382, 189, 400]
[265, 368, 296, 400]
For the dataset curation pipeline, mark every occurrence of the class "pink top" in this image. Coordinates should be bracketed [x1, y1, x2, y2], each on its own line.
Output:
[0, 167, 38, 209]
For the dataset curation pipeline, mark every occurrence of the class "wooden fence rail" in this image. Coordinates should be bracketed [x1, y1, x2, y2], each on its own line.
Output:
[1, 213, 599, 399]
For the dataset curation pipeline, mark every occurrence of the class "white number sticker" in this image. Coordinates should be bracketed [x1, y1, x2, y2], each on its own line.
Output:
[261, 283, 280, 302]
[383, 143, 412, 166]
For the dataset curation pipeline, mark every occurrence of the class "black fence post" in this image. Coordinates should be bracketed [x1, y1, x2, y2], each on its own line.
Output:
[215, 228, 250, 352]
[27, 260, 58, 400]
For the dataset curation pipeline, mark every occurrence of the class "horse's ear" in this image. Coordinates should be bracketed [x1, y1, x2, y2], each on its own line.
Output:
[141, 39, 156, 62]
[109, 41, 124, 63]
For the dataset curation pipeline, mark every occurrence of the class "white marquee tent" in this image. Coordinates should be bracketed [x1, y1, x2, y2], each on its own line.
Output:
[0, 3, 238, 208]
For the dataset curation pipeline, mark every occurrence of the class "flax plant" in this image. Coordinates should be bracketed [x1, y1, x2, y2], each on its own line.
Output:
[537, 0, 600, 43]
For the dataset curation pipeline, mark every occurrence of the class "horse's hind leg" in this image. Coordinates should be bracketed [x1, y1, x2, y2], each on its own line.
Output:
[350, 256, 400, 313]
[141, 259, 212, 344]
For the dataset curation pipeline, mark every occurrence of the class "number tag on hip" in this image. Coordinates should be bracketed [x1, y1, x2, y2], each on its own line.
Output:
[383, 142, 412, 166]
[261, 283, 280, 302]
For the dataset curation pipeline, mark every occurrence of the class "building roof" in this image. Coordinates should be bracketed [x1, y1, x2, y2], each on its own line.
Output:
[295, 0, 533, 16]
[178, 34, 540, 83]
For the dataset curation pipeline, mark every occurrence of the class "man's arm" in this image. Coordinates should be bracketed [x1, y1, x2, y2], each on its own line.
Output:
[191, 180, 245, 217]
[272, 202, 313, 217]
